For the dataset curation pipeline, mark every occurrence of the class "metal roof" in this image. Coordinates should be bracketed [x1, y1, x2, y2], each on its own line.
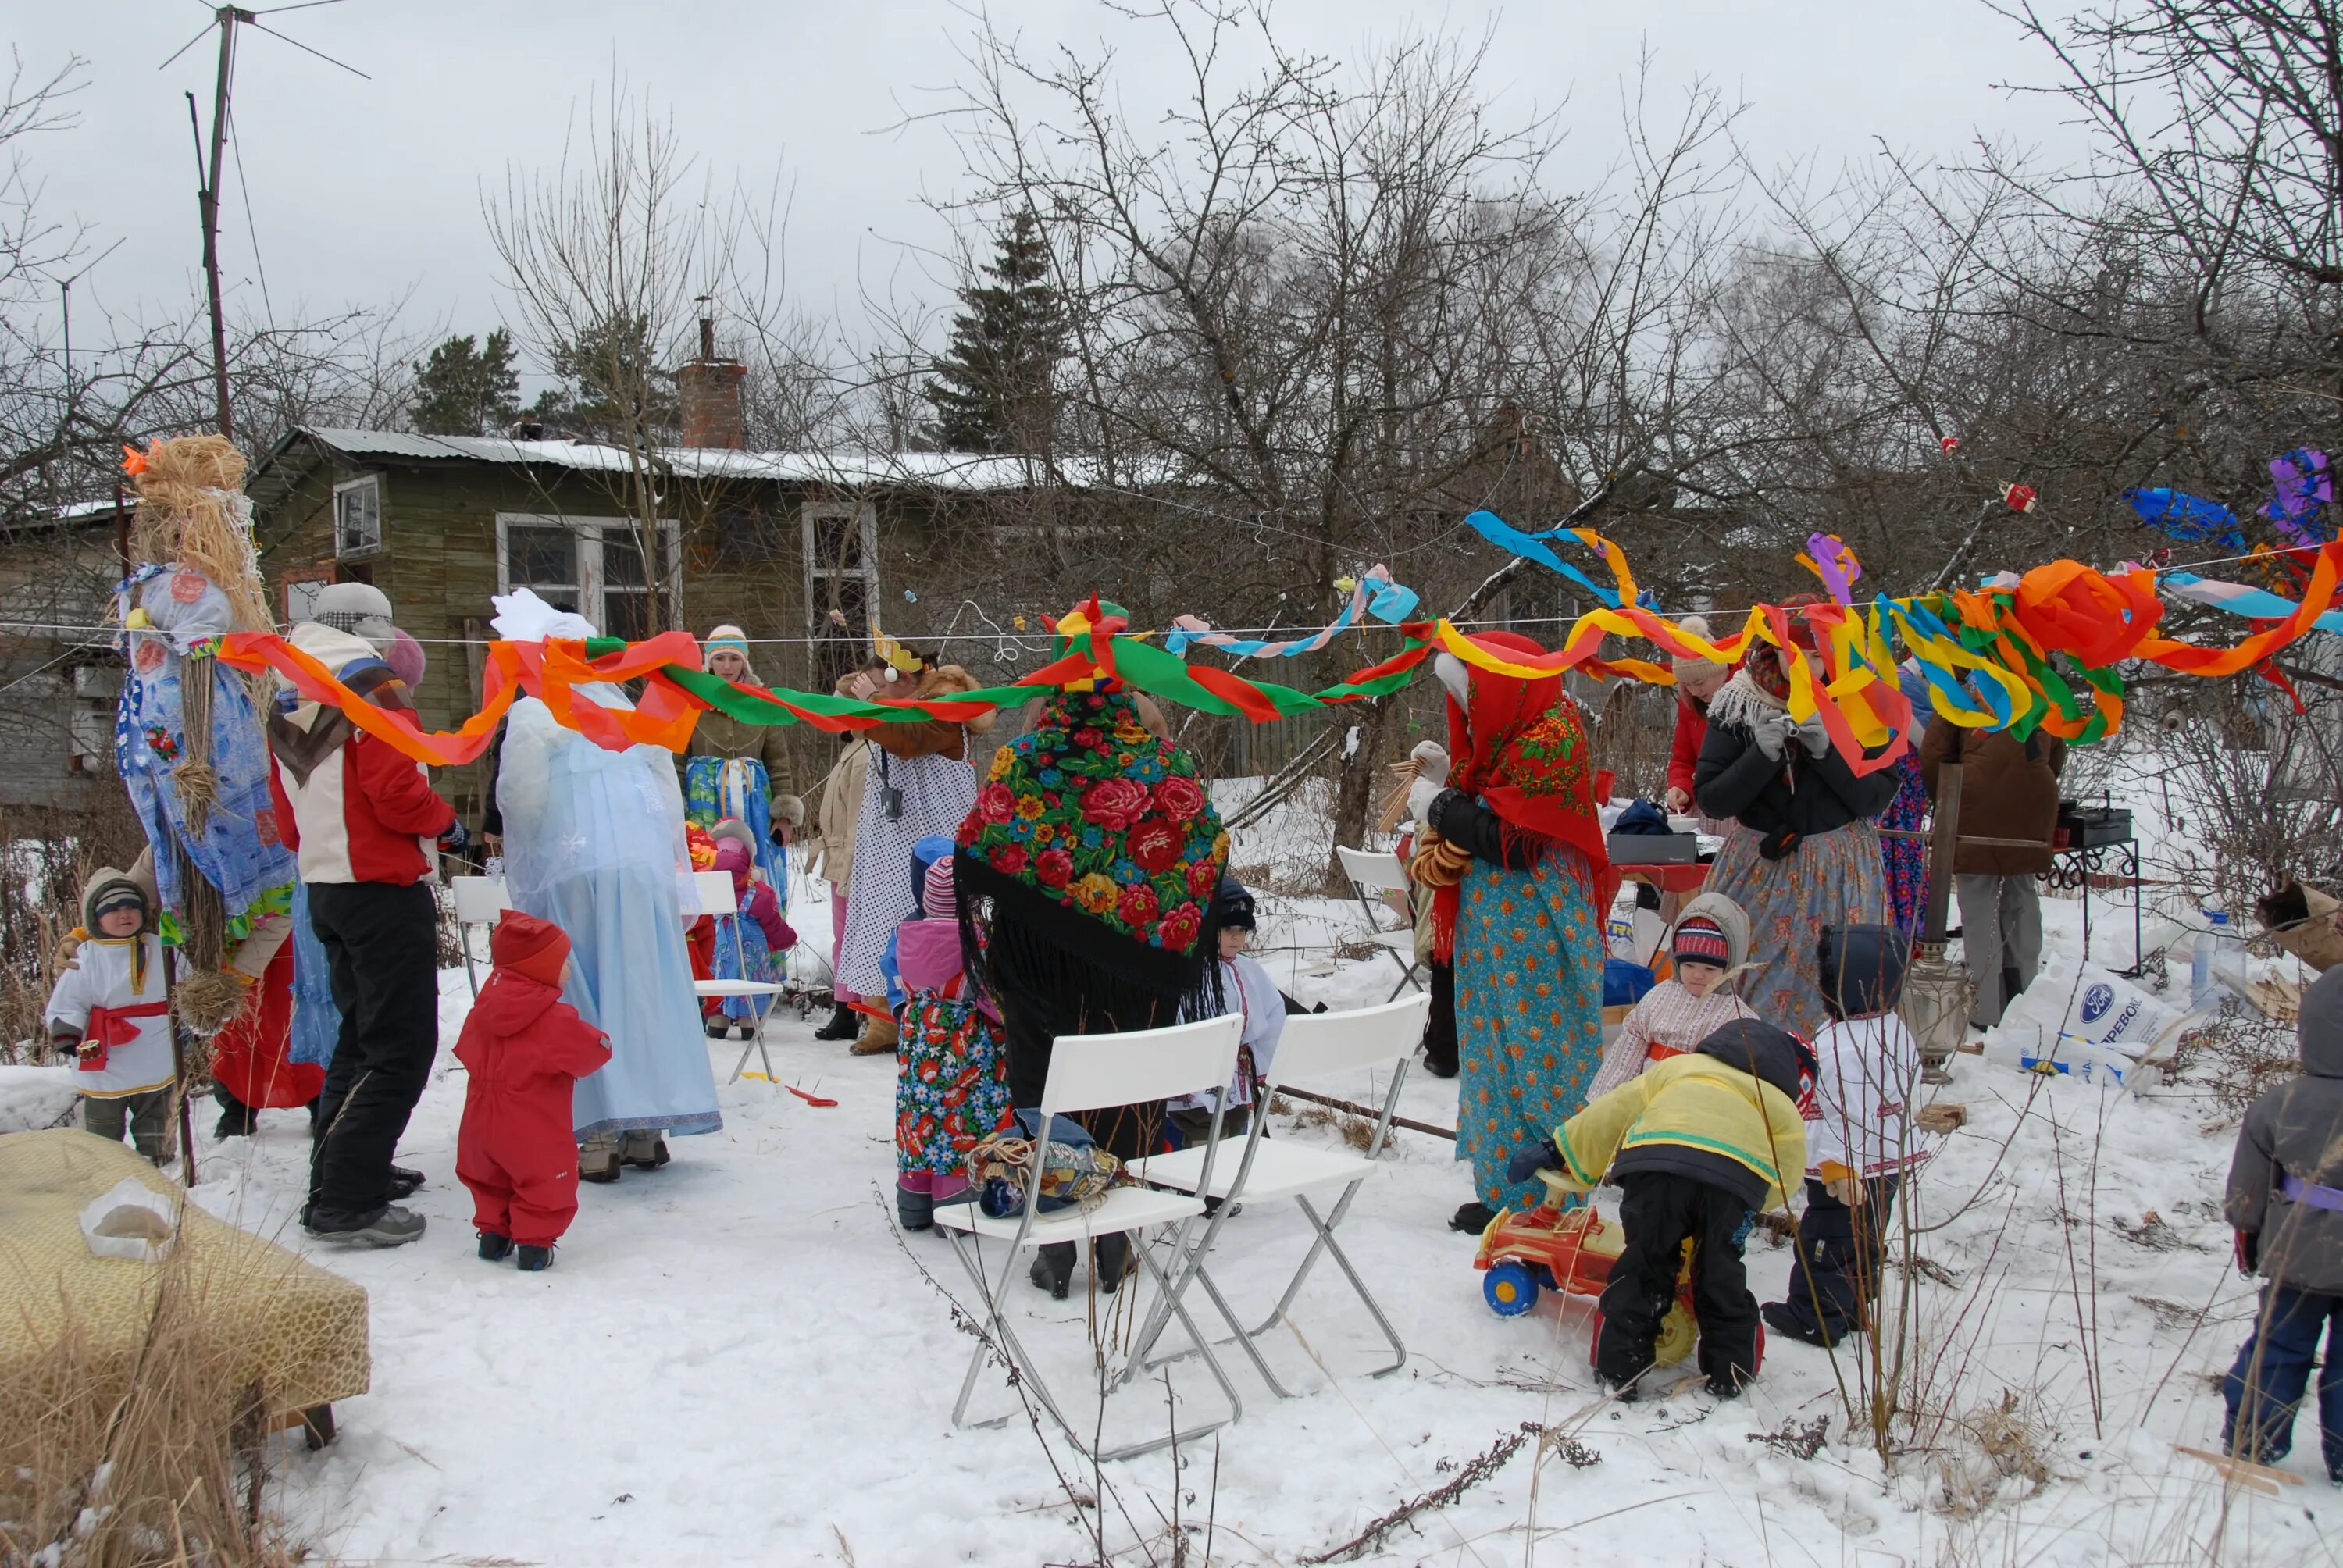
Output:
[289, 426, 1079, 492]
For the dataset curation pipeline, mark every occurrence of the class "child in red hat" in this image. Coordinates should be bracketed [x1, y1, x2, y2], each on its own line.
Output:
[455, 911, 611, 1270]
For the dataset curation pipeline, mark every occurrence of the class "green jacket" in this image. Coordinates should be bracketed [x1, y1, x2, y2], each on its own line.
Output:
[680, 710, 794, 801]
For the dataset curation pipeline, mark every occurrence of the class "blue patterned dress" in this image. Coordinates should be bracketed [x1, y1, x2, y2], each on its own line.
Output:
[1455, 846, 1607, 1210]
[1877, 749, 1930, 939]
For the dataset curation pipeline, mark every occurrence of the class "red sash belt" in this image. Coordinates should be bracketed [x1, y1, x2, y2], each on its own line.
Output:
[77, 1000, 169, 1071]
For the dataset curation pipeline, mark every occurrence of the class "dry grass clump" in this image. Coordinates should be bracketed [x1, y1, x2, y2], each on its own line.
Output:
[0, 1256, 320, 1567]
[1272, 1097, 1376, 1150]
[1935, 1391, 2056, 1518]
[2, 799, 149, 1061]
[2170, 1008, 2299, 1119]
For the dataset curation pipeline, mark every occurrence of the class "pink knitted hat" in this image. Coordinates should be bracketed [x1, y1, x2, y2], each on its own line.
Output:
[923, 856, 957, 921]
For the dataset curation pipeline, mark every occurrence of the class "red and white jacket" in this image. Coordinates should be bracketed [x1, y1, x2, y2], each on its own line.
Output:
[266, 624, 455, 886]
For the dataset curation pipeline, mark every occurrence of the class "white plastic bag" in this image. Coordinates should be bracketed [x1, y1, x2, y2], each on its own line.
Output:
[79, 1178, 179, 1263]
[1995, 961, 2182, 1062]
[1982, 1030, 2147, 1091]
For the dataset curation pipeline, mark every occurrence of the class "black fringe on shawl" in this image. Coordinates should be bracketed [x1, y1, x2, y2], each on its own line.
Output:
[956, 852, 1226, 1131]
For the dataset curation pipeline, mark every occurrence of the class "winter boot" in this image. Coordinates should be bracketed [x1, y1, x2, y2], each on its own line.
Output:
[1030, 1242, 1075, 1300]
[1449, 1201, 1499, 1235]
[212, 1094, 256, 1139]
[619, 1132, 671, 1170]
[579, 1135, 622, 1184]
[850, 1012, 900, 1056]
[515, 1245, 552, 1272]
[305, 1204, 426, 1248]
[478, 1231, 514, 1263]
[1760, 1299, 1836, 1349]
[897, 1185, 935, 1232]
[705, 1014, 733, 1039]
[388, 1164, 425, 1200]
[813, 1002, 859, 1041]
[1093, 1232, 1135, 1295]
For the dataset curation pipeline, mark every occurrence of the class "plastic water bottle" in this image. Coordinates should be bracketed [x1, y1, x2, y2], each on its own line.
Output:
[2191, 911, 2231, 1007]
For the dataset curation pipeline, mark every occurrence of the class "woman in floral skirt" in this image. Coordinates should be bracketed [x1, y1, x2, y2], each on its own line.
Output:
[1693, 633, 1898, 1039]
[1404, 631, 1611, 1234]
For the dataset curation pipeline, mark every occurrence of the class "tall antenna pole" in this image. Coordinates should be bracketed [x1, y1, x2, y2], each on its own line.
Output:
[194, 7, 249, 440]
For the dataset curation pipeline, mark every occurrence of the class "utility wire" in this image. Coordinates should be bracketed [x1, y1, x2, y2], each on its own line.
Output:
[226, 102, 275, 331]
[9, 537, 2330, 649]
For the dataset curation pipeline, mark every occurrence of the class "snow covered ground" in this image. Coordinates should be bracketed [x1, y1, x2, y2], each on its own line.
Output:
[29, 764, 2343, 1563]
[153, 942, 2325, 1560]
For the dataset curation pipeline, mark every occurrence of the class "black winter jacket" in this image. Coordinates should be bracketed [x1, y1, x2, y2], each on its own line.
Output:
[1693, 709, 1897, 846]
[1425, 789, 1545, 871]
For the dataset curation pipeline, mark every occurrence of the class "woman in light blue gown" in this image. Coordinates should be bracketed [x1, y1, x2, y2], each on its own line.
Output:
[493, 592, 719, 1180]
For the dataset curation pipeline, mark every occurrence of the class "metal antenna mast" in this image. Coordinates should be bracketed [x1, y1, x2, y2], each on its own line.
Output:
[160, 1, 369, 439]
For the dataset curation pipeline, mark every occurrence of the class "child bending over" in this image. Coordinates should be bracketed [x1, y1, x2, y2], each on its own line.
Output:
[1509, 1017, 1810, 1399]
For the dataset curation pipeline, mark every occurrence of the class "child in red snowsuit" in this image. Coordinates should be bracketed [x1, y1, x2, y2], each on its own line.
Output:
[455, 911, 611, 1270]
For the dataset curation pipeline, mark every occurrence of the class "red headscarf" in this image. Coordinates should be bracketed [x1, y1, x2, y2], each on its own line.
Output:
[1432, 630, 1610, 960]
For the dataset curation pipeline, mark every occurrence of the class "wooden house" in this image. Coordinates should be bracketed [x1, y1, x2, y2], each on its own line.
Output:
[244, 422, 1072, 825]
[0, 500, 130, 811]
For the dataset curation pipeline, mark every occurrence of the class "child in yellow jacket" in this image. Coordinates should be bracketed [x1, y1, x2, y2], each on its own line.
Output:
[1509, 1017, 1812, 1399]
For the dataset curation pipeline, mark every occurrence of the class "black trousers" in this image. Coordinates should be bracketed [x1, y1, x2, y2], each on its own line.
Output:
[1596, 1171, 1762, 1389]
[1421, 960, 1457, 1076]
[1779, 1173, 1902, 1344]
[306, 880, 440, 1218]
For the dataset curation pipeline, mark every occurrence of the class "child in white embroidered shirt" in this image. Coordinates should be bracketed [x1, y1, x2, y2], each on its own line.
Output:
[1582, 892, 1758, 1105]
[1763, 922, 1930, 1348]
[47, 868, 176, 1164]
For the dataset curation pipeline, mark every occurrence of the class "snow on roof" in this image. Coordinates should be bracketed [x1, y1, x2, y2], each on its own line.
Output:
[294, 426, 1080, 492]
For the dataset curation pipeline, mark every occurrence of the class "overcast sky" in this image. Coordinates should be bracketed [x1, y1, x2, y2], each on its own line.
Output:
[13, 1, 2092, 374]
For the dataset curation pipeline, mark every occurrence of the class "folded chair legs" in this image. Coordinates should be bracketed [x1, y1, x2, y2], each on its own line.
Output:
[945, 1226, 1243, 1463]
[1149, 1185, 1409, 1397]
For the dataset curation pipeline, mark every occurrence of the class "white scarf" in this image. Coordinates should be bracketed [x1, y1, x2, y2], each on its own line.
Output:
[1705, 668, 1786, 734]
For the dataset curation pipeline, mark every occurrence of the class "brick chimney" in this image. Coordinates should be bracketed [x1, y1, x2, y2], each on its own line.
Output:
[677, 312, 747, 449]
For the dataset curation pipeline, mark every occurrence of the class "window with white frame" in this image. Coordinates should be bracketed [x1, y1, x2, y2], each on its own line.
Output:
[801, 501, 879, 692]
[333, 476, 382, 558]
[495, 515, 680, 638]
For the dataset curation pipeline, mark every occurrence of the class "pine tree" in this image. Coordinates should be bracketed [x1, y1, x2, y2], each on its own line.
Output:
[925, 210, 1065, 453]
[525, 314, 676, 446]
[408, 330, 521, 436]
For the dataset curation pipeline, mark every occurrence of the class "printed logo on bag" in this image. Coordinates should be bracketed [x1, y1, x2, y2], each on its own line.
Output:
[2081, 982, 2113, 1023]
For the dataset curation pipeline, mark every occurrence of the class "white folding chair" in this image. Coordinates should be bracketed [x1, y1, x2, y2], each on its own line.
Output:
[1336, 846, 1426, 1001]
[1129, 991, 1429, 1397]
[937, 1014, 1246, 1463]
[684, 868, 790, 1084]
[449, 875, 512, 998]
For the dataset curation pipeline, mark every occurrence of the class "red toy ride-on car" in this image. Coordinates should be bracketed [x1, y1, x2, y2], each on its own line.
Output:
[1474, 1172, 1703, 1367]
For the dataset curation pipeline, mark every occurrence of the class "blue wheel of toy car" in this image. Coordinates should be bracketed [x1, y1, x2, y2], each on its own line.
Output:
[1484, 1260, 1539, 1317]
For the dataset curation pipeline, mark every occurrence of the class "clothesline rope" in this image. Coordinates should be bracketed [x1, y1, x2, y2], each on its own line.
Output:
[0, 537, 2316, 651]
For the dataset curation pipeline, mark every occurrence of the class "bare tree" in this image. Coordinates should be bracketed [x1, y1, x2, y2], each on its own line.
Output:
[925, 4, 1763, 881]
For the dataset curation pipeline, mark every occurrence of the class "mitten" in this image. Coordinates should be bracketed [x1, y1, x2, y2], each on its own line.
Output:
[1750, 711, 1793, 761]
[1410, 740, 1451, 787]
[1796, 711, 1831, 758]
[1407, 778, 1447, 825]
[439, 819, 472, 853]
[2235, 1228, 2259, 1276]
[1504, 1135, 1561, 1185]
